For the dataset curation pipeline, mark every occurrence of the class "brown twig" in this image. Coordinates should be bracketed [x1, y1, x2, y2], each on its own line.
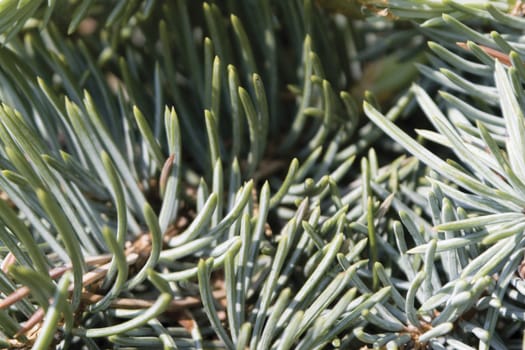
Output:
[15, 307, 45, 338]
[456, 42, 512, 66]
[81, 289, 226, 312]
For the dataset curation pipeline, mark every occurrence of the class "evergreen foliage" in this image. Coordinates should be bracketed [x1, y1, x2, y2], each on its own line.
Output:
[0, 0, 523, 349]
